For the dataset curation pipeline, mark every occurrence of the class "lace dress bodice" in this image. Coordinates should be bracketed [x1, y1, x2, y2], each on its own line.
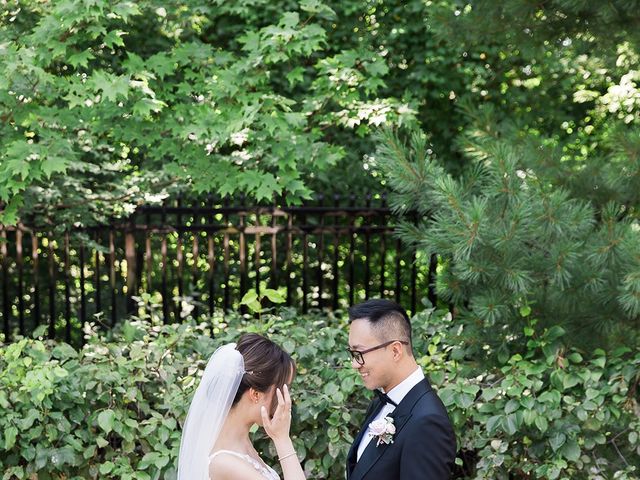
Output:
[209, 450, 280, 480]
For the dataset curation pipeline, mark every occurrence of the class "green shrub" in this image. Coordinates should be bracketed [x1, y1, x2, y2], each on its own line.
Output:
[0, 305, 364, 480]
[421, 313, 640, 480]
[0, 303, 638, 479]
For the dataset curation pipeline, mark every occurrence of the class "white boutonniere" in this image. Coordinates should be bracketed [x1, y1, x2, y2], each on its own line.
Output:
[368, 416, 396, 446]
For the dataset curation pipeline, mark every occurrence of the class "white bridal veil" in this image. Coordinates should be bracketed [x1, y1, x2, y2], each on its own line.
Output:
[177, 343, 245, 480]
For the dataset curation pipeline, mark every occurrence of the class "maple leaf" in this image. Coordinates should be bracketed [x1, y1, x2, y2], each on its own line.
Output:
[0, 196, 22, 225]
[111, 2, 142, 20]
[41, 155, 69, 178]
[67, 49, 95, 69]
[254, 172, 281, 202]
[63, 89, 86, 109]
[103, 30, 126, 49]
[240, 31, 261, 53]
[92, 70, 130, 102]
[364, 57, 389, 77]
[286, 66, 305, 87]
[123, 52, 145, 74]
[280, 12, 300, 29]
[299, 0, 336, 18]
[6, 158, 31, 181]
[133, 98, 166, 117]
[147, 53, 175, 80]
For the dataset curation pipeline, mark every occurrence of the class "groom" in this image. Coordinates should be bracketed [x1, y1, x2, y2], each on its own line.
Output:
[346, 299, 456, 479]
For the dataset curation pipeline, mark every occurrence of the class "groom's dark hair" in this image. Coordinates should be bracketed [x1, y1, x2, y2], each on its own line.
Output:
[348, 299, 413, 352]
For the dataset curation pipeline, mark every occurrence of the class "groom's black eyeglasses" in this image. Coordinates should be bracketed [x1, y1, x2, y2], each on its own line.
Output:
[347, 340, 409, 366]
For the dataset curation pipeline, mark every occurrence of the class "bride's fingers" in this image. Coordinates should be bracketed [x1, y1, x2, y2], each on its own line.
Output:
[260, 406, 271, 428]
[266, 389, 284, 423]
[283, 384, 292, 410]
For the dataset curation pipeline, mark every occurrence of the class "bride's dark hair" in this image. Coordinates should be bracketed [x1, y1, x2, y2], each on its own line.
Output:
[233, 333, 295, 414]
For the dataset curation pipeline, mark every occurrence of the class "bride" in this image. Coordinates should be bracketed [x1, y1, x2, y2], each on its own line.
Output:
[177, 333, 307, 480]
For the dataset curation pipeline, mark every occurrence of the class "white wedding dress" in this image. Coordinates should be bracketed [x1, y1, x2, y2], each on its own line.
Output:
[209, 450, 280, 480]
[178, 344, 282, 480]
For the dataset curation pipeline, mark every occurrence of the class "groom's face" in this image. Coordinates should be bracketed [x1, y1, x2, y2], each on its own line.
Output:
[348, 319, 392, 391]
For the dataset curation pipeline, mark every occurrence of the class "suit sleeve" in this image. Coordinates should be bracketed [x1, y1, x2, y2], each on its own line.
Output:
[399, 413, 456, 480]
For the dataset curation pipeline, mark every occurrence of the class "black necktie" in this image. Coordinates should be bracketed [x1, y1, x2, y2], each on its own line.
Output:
[374, 389, 397, 407]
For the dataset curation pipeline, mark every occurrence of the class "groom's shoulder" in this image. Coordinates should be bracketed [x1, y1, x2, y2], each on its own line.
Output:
[404, 393, 454, 435]
[411, 383, 451, 418]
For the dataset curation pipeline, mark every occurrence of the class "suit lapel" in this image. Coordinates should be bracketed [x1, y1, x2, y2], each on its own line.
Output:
[350, 379, 432, 480]
[347, 398, 384, 479]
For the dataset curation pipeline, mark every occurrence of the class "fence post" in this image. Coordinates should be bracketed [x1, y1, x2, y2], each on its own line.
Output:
[125, 228, 137, 314]
[316, 194, 325, 310]
[16, 227, 24, 336]
[254, 212, 262, 297]
[48, 232, 56, 339]
[285, 210, 293, 306]
[270, 204, 278, 290]
[192, 223, 200, 319]
[161, 202, 169, 323]
[64, 232, 72, 342]
[32, 231, 40, 329]
[94, 231, 102, 317]
[207, 197, 216, 316]
[109, 228, 117, 327]
[79, 240, 86, 343]
[302, 211, 308, 314]
[223, 198, 230, 311]
[175, 196, 184, 318]
[428, 253, 438, 307]
[364, 193, 372, 301]
[1, 228, 9, 341]
[395, 237, 402, 305]
[332, 194, 341, 310]
[380, 195, 387, 298]
[239, 209, 247, 312]
[348, 195, 356, 307]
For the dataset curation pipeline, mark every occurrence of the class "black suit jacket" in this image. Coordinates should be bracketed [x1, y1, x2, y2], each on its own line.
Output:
[346, 378, 456, 480]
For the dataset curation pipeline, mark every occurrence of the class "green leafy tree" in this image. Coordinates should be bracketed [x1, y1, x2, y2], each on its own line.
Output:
[0, 0, 414, 226]
[375, 122, 640, 352]
[370, 1, 640, 351]
[5, 0, 640, 229]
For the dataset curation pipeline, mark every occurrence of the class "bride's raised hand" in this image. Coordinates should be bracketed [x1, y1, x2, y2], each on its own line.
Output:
[261, 384, 292, 442]
[262, 385, 306, 479]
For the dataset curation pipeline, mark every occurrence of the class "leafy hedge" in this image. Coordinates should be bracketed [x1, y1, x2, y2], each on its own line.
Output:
[0, 304, 638, 479]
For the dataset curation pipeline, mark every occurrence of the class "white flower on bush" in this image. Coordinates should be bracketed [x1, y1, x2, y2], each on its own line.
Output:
[368, 416, 396, 446]
[231, 128, 250, 146]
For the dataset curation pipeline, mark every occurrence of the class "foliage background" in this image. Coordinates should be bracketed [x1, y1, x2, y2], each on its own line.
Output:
[2, 1, 640, 478]
[4, 0, 639, 225]
[0, 304, 638, 480]
[0, 0, 417, 226]
[2, 0, 639, 347]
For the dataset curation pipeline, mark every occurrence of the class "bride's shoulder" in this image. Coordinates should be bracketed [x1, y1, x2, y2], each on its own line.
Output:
[208, 451, 266, 480]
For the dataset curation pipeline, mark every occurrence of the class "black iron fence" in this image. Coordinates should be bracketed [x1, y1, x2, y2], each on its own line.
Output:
[0, 195, 436, 344]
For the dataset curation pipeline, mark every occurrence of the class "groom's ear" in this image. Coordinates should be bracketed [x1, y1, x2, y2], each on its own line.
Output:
[391, 341, 404, 361]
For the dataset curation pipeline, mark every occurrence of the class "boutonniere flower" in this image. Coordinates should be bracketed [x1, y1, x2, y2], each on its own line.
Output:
[368, 416, 396, 446]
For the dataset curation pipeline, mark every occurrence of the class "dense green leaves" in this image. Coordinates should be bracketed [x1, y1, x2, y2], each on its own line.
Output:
[422, 311, 640, 479]
[376, 125, 640, 349]
[0, 0, 413, 227]
[373, 0, 640, 348]
[0, 304, 638, 479]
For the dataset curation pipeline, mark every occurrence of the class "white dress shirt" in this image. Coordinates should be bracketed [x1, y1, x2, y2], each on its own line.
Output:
[356, 367, 425, 460]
